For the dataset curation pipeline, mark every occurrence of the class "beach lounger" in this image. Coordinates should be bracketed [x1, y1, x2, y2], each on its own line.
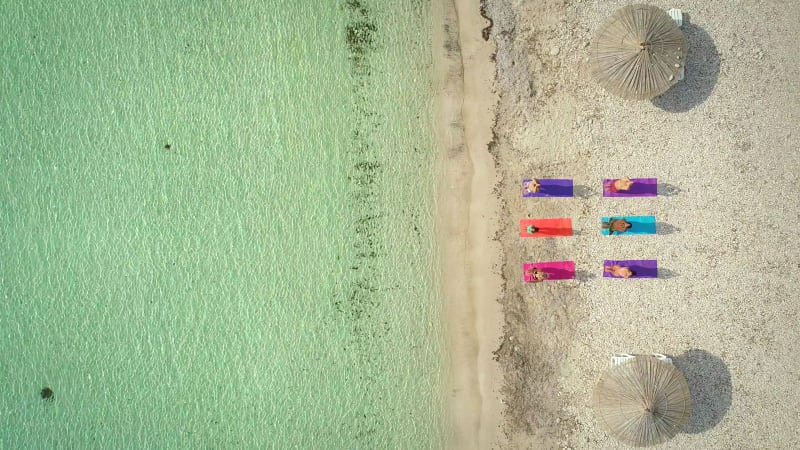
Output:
[601, 215, 656, 235]
[522, 178, 573, 197]
[668, 8, 685, 81]
[603, 259, 658, 278]
[520, 218, 572, 237]
[612, 353, 673, 366]
[523, 261, 575, 283]
[602, 178, 658, 197]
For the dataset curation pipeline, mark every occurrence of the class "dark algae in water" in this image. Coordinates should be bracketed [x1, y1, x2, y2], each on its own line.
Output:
[339, 0, 391, 446]
[338, 0, 437, 446]
[339, 0, 387, 328]
[344, 0, 370, 22]
[40, 387, 54, 401]
[346, 21, 377, 51]
[344, 0, 377, 73]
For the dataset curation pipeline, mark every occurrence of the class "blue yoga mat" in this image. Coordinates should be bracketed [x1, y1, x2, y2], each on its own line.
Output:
[601, 216, 656, 235]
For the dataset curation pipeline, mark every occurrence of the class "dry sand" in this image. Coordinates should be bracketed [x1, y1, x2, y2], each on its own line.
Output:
[434, 0, 503, 449]
[441, 0, 800, 449]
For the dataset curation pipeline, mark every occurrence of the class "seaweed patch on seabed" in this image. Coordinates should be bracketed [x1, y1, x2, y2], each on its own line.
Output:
[338, 0, 384, 309]
[334, 0, 397, 444]
[338, 0, 388, 325]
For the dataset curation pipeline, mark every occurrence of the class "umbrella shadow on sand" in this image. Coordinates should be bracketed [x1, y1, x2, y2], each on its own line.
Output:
[652, 15, 720, 112]
[671, 349, 733, 433]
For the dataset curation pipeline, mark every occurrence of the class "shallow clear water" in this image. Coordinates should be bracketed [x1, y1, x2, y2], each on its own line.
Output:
[0, 1, 444, 448]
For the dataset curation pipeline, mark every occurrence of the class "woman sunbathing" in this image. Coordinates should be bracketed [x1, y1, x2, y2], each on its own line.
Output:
[524, 179, 541, 193]
[604, 177, 633, 193]
[525, 268, 550, 282]
[604, 265, 636, 278]
[602, 218, 632, 234]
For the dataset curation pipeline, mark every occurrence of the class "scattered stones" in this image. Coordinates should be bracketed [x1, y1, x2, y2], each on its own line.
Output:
[549, 46, 561, 56]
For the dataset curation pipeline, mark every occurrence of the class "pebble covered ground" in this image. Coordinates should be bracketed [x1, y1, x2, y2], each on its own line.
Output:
[484, 0, 800, 448]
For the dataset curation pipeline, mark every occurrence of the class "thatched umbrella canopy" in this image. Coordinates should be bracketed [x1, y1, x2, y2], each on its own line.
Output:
[592, 356, 691, 447]
[589, 4, 687, 100]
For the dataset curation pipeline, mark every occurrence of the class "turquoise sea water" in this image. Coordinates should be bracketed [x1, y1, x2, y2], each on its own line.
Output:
[1, 1, 444, 448]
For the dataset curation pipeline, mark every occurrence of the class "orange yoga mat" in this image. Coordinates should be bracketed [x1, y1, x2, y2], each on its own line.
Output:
[519, 218, 573, 237]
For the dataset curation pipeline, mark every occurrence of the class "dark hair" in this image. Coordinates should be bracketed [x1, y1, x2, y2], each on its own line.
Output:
[628, 270, 637, 277]
[530, 268, 549, 279]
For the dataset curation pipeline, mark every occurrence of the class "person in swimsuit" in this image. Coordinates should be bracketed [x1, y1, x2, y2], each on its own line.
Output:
[604, 177, 634, 193]
[525, 268, 550, 282]
[604, 265, 636, 278]
[602, 218, 632, 234]
[525, 179, 541, 194]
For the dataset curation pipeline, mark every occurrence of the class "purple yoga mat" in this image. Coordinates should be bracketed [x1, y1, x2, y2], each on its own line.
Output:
[603, 260, 658, 278]
[522, 179, 574, 197]
[603, 178, 658, 197]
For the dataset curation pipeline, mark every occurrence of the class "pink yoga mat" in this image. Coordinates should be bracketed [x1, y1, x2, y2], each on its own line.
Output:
[523, 261, 575, 283]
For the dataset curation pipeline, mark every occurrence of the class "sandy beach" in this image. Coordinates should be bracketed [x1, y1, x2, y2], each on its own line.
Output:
[435, 0, 503, 448]
[440, 0, 800, 448]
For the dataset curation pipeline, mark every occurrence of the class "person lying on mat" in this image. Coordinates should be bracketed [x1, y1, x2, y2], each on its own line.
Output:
[526, 225, 540, 234]
[604, 177, 633, 193]
[602, 218, 632, 234]
[524, 179, 541, 193]
[525, 268, 550, 282]
[604, 265, 636, 278]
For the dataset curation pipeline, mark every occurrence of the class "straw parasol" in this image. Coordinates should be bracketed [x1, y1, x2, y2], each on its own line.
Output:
[589, 4, 687, 100]
[592, 356, 692, 447]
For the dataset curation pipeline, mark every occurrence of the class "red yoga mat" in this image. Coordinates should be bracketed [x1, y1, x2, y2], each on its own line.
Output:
[519, 218, 573, 237]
